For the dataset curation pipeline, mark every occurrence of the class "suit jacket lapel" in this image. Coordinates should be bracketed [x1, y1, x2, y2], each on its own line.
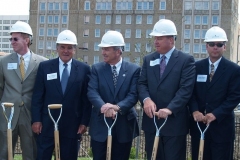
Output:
[51, 58, 62, 95]
[10, 53, 22, 80]
[103, 63, 114, 95]
[114, 61, 127, 98]
[159, 49, 178, 84]
[24, 52, 37, 80]
[64, 59, 78, 96]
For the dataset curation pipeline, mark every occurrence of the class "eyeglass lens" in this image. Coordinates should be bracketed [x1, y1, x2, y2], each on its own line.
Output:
[9, 38, 18, 42]
[208, 42, 224, 47]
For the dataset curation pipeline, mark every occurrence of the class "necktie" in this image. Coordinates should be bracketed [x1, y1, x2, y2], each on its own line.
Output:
[112, 66, 118, 88]
[61, 63, 69, 93]
[160, 55, 166, 78]
[209, 64, 215, 82]
[19, 56, 25, 80]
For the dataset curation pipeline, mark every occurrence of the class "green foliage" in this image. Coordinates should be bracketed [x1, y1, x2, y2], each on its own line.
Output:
[129, 147, 142, 159]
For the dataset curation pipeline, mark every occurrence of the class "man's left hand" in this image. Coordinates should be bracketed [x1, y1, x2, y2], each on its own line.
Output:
[77, 125, 87, 134]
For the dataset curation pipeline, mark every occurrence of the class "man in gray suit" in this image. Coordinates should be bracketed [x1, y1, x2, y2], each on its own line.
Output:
[138, 19, 195, 160]
[0, 21, 47, 160]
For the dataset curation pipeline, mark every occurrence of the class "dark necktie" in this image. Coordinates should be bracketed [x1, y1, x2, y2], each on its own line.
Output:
[209, 64, 215, 82]
[160, 55, 166, 78]
[112, 66, 118, 88]
[61, 63, 69, 93]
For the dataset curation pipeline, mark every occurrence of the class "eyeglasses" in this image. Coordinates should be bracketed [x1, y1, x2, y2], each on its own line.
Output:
[207, 42, 225, 48]
[9, 38, 19, 42]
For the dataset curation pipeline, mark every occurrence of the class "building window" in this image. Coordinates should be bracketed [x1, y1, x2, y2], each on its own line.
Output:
[184, 43, 190, 53]
[195, 16, 201, 25]
[146, 43, 152, 52]
[194, 30, 200, 39]
[94, 55, 99, 64]
[95, 15, 101, 24]
[62, 16, 67, 24]
[136, 15, 142, 24]
[135, 43, 141, 52]
[83, 29, 89, 37]
[39, 16, 45, 23]
[201, 30, 207, 39]
[54, 16, 59, 24]
[3, 20, 10, 24]
[184, 15, 191, 24]
[96, 2, 112, 10]
[125, 29, 131, 38]
[94, 43, 100, 51]
[3, 26, 10, 30]
[159, 15, 165, 19]
[134, 57, 140, 66]
[184, 1, 192, 10]
[106, 15, 111, 24]
[48, 16, 53, 23]
[123, 57, 130, 62]
[55, 3, 60, 10]
[201, 44, 207, 53]
[83, 55, 88, 64]
[195, 2, 202, 10]
[116, 2, 132, 10]
[116, 15, 121, 24]
[11, 20, 17, 24]
[212, 16, 218, 25]
[125, 43, 130, 52]
[159, 1, 166, 10]
[83, 43, 88, 50]
[39, 41, 44, 49]
[115, 29, 121, 33]
[46, 41, 52, 49]
[39, 28, 44, 36]
[52, 42, 56, 50]
[53, 28, 59, 36]
[147, 15, 153, 24]
[2, 44, 9, 48]
[194, 44, 200, 53]
[95, 29, 100, 37]
[136, 2, 154, 10]
[202, 16, 208, 25]
[146, 30, 152, 38]
[105, 29, 110, 33]
[48, 2, 53, 10]
[62, 2, 68, 10]
[2, 32, 8, 36]
[40, 2, 46, 10]
[47, 29, 52, 36]
[84, 15, 90, 24]
[136, 29, 141, 38]
[126, 15, 131, 24]
[212, 1, 219, 10]
[202, 2, 209, 10]
[85, 1, 90, 10]
[184, 29, 191, 39]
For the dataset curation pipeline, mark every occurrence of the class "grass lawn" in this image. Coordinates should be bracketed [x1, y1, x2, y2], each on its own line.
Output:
[14, 155, 92, 160]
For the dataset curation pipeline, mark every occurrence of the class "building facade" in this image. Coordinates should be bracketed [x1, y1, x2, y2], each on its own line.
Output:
[29, 0, 239, 65]
[0, 15, 29, 53]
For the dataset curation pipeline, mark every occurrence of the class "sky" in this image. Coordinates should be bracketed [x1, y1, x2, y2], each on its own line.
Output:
[0, 0, 239, 23]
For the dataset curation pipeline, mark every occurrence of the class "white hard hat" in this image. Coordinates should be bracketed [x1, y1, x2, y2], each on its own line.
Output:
[98, 30, 125, 47]
[56, 30, 77, 45]
[10, 21, 33, 36]
[150, 19, 177, 36]
[204, 26, 228, 42]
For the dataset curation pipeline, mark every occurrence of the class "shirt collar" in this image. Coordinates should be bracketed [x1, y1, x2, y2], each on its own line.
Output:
[111, 57, 122, 68]
[160, 46, 175, 59]
[208, 57, 222, 67]
[17, 50, 31, 59]
[59, 58, 72, 66]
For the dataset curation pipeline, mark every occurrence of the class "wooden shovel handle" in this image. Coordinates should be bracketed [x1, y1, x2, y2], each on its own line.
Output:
[106, 135, 112, 160]
[7, 129, 13, 160]
[198, 139, 204, 160]
[54, 130, 60, 160]
[151, 136, 160, 160]
[48, 104, 62, 109]
[3, 103, 14, 107]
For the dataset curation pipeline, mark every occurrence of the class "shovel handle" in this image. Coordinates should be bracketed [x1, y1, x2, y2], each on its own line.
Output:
[54, 130, 60, 160]
[151, 136, 160, 160]
[198, 139, 204, 160]
[3, 103, 14, 108]
[7, 129, 13, 160]
[48, 104, 62, 109]
[106, 135, 112, 160]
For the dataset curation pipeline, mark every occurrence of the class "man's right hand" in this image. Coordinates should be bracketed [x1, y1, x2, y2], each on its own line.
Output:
[32, 122, 42, 135]
[143, 98, 156, 118]
[192, 111, 205, 122]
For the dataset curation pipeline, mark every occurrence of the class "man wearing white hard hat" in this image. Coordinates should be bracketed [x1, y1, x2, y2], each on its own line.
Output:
[189, 26, 240, 160]
[87, 30, 140, 160]
[31, 30, 92, 160]
[0, 21, 47, 160]
[138, 19, 195, 160]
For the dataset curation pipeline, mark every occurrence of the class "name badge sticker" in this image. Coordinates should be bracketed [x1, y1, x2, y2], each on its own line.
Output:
[150, 59, 160, 66]
[7, 63, 17, 70]
[197, 75, 207, 82]
[47, 73, 57, 80]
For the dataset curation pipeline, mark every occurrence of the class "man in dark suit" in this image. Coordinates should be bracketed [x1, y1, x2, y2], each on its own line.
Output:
[31, 30, 92, 160]
[87, 31, 140, 160]
[189, 26, 240, 160]
[138, 19, 195, 160]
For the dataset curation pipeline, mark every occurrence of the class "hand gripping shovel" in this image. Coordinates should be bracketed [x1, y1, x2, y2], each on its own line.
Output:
[104, 112, 118, 160]
[151, 112, 168, 160]
[1, 102, 14, 160]
[48, 104, 62, 160]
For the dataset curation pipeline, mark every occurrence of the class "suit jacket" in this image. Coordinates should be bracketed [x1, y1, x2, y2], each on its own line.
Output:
[0, 52, 47, 132]
[87, 60, 140, 143]
[189, 57, 240, 142]
[31, 58, 92, 138]
[138, 49, 195, 136]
